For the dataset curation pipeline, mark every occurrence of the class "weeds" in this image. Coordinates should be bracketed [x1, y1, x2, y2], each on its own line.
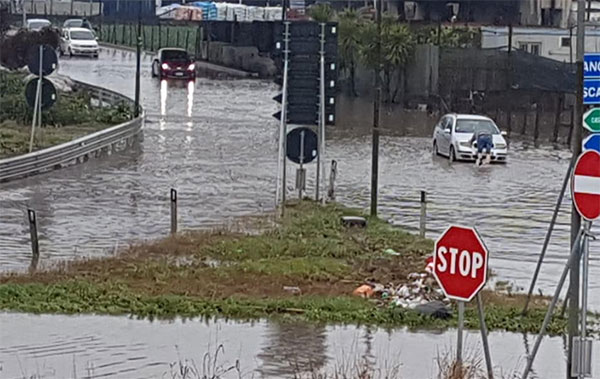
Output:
[0, 202, 568, 334]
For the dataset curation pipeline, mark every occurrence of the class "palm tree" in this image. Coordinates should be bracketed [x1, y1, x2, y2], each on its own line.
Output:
[309, 4, 334, 23]
[338, 8, 361, 96]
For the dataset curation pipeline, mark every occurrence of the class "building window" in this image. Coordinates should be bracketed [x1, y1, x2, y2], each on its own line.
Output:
[561, 37, 571, 47]
[518, 42, 542, 56]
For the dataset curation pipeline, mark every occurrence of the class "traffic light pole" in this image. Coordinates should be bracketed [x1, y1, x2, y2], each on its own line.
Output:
[568, 0, 585, 376]
[370, 0, 382, 217]
[277, 22, 290, 215]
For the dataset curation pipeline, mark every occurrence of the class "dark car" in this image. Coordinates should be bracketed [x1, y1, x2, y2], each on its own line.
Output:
[63, 18, 94, 31]
[151, 48, 195, 80]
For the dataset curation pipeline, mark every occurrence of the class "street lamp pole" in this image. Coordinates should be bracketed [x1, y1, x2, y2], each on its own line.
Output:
[370, 0, 382, 217]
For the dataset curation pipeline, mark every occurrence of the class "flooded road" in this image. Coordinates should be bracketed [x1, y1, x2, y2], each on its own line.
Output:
[0, 48, 596, 308]
[0, 312, 584, 378]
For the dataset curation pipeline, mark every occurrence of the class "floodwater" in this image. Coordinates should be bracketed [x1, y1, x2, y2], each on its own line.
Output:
[0, 312, 589, 378]
[0, 48, 593, 307]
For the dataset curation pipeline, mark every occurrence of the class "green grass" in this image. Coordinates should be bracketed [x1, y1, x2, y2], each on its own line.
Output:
[0, 280, 569, 335]
[0, 201, 572, 335]
[0, 71, 133, 158]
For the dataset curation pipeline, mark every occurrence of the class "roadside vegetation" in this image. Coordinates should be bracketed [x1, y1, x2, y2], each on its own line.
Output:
[0, 201, 566, 335]
[0, 71, 132, 158]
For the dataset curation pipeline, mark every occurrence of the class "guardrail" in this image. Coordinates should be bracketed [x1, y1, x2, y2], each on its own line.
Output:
[0, 79, 144, 182]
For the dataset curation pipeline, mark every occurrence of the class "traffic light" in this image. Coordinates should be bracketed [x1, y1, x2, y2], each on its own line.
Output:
[272, 21, 338, 126]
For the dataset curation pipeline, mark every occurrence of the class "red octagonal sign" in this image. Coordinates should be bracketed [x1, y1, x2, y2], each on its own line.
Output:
[432, 225, 489, 302]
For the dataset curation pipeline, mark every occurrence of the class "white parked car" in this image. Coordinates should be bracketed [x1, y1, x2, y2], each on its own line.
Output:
[432, 114, 508, 163]
[59, 27, 99, 58]
[26, 18, 51, 31]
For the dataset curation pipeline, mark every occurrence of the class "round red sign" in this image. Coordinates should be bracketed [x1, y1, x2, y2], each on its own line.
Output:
[432, 225, 489, 302]
[572, 150, 600, 221]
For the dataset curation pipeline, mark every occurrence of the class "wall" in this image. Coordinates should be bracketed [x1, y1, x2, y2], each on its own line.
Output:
[481, 25, 600, 63]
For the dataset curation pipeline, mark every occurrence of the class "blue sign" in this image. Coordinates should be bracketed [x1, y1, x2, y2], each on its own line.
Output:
[584, 79, 600, 104]
[585, 54, 600, 78]
[583, 133, 600, 153]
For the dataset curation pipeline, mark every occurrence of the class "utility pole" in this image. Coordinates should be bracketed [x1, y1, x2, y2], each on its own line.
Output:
[370, 0, 382, 217]
[567, 0, 585, 377]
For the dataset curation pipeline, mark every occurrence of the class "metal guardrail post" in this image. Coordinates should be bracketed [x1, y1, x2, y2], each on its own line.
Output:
[170, 188, 178, 235]
[28, 209, 40, 270]
[419, 191, 427, 238]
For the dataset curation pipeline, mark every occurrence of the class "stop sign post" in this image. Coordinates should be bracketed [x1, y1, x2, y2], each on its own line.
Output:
[432, 225, 492, 372]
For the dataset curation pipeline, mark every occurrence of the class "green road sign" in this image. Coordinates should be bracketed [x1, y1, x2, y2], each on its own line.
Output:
[583, 108, 600, 132]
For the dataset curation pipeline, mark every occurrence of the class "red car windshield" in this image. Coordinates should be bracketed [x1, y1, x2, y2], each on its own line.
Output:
[162, 50, 189, 62]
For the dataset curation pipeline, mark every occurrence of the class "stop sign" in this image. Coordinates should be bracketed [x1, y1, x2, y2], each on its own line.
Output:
[432, 225, 489, 302]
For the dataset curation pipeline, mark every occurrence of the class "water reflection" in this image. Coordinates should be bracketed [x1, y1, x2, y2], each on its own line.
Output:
[0, 313, 586, 378]
[160, 79, 167, 117]
[187, 80, 194, 118]
[258, 322, 327, 377]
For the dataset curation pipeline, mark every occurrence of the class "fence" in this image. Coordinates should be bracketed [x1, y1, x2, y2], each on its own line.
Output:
[0, 80, 144, 182]
[99, 23, 202, 57]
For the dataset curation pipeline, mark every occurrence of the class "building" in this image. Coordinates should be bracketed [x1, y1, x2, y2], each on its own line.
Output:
[481, 25, 600, 62]
[400, 0, 573, 28]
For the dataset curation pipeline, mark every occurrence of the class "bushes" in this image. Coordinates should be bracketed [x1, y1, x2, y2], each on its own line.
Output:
[0, 28, 61, 70]
[0, 72, 132, 127]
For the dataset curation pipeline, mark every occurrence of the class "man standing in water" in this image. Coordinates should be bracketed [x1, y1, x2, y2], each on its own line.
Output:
[470, 128, 493, 166]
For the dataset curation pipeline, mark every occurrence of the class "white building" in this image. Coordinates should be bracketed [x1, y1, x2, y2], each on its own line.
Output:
[481, 26, 600, 62]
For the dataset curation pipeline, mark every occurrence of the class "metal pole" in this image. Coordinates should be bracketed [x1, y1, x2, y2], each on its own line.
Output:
[29, 45, 43, 153]
[298, 129, 305, 199]
[370, 0, 382, 217]
[568, 1, 585, 376]
[316, 22, 325, 203]
[28, 209, 39, 270]
[327, 159, 337, 201]
[276, 22, 290, 215]
[578, 222, 591, 379]
[522, 227, 584, 379]
[170, 188, 177, 234]
[523, 158, 575, 315]
[508, 24, 513, 54]
[457, 301, 464, 364]
[477, 294, 494, 379]
[134, 15, 141, 118]
[419, 190, 427, 238]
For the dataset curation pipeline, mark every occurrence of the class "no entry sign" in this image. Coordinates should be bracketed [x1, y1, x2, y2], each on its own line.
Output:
[572, 150, 600, 221]
[432, 225, 489, 302]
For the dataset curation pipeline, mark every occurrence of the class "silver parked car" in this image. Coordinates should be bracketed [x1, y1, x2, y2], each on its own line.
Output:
[432, 114, 508, 163]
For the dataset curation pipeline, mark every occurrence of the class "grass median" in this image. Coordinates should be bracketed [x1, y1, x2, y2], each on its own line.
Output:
[0, 201, 568, 335]
[0, 71, 132, 158]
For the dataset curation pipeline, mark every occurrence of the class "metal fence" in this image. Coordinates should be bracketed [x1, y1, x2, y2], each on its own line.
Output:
[0, 80, 144, 182]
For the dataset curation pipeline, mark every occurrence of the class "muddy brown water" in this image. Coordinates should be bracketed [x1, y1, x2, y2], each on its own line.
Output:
[0, 312, 591, 378]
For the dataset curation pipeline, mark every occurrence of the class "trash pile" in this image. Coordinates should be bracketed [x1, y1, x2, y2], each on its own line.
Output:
[353, 256, 453, 319]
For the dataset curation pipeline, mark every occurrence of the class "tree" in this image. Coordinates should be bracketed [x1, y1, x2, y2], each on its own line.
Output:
[309, 4, 334, 23]
[357, 16, 415, 103]
[338, 8, 361, 96]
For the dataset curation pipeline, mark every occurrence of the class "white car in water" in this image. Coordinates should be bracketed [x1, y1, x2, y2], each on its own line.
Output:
[432, 114, 508, 163]
[26, 18, 51, 31]
[59, 27, 99, 58]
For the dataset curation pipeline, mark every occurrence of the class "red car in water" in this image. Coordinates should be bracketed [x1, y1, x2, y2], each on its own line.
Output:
[151, 48, 196, 80]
